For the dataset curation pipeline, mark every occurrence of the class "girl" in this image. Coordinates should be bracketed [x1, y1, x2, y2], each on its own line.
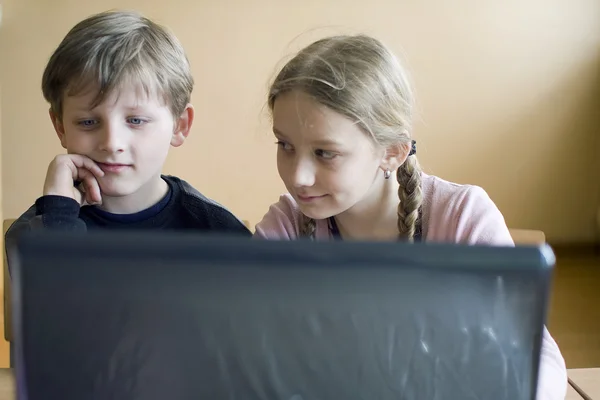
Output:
[254, 34, 567, 398]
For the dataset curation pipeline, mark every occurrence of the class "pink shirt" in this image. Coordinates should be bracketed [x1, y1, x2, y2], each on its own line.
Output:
[255, 173, 567, 399]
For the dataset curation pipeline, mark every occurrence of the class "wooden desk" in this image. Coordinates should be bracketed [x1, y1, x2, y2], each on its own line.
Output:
[567, 384, 585, 399]
[569, 368, 600, 400]
[0, 369, 13, 400]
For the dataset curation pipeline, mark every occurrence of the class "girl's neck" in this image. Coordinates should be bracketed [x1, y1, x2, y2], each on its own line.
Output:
[333, 177, 400, 241]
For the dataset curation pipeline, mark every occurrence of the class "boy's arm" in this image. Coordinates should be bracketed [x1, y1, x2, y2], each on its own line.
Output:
[30, 195, 87, 231]
[5, 153, 101, 278]
[5, 195, 87, 276]
[6, 153, 102, 249]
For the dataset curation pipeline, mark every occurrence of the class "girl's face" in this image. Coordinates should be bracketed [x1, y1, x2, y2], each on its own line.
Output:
[272, 90, 388, 220]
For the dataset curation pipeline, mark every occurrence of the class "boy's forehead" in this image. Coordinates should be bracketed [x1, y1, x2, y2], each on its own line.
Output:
[64, 80, 167, 111]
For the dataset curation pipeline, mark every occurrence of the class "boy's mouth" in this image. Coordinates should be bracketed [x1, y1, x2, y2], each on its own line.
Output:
[96, 162, 132, 174]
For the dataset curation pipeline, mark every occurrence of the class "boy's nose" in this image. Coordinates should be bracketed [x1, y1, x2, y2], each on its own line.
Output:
[98, 125, 126, 153]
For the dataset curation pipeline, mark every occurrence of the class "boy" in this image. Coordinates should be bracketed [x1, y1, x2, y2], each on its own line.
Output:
[6, 10, 251, 245]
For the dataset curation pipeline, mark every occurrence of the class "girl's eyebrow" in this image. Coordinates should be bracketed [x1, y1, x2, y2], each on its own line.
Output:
[311, 138, 343, 147]
[273, 128, 343, 147]
[272, 127, 287, 138]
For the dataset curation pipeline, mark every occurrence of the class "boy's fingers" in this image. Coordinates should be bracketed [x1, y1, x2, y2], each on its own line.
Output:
[69, 155, 105, 178]
[78, 169, 102, 204]
[84, 191, 101, 206]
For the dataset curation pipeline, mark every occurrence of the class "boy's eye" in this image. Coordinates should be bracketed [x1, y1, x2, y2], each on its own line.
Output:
[127, 117, 146, 125]
[77, 119, 98, 127]
[315, 149, 337, 160]
[275, 140, 293, 151]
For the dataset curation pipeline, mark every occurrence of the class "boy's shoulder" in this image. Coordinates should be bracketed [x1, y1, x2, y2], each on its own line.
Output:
[5, 204, 37, 241]
[5, 195, 87, 248]
[163, 175, 251, 235]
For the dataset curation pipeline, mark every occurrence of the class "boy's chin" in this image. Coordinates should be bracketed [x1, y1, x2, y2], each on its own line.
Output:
[97, 180, 142, 198]
[97, 175, 165, 199]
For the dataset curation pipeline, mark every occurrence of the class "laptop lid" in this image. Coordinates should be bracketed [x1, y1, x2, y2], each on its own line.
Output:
[11, 231, 554, 400]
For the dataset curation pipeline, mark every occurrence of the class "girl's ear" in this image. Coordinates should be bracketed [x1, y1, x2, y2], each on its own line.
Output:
[171, 104, 195, 147]
[379, 142, 410, 174]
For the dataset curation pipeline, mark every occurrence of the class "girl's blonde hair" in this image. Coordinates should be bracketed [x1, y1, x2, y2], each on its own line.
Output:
[268, 34, 423, 241]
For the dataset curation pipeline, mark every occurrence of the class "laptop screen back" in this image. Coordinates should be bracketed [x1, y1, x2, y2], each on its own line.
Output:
[12, 232, 553, 400]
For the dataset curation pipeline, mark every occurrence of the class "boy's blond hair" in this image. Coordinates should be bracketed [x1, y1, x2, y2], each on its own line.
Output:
[42, 10, 193, 120]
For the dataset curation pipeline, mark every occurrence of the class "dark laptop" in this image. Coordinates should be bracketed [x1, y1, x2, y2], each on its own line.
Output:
[10, 231, 554, 400]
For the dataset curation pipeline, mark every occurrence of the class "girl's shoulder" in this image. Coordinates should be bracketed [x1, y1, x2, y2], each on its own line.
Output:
[421, 173, 514, 245]
[253, 194, 330, 240]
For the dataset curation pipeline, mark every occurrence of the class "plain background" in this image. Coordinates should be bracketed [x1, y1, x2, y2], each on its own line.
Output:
[0, 0, 598, 244]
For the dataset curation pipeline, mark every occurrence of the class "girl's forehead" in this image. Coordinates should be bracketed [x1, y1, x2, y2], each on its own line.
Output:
[273, 91, 366, 144]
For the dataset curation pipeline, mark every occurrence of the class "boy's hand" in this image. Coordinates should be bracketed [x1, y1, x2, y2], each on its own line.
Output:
[43, 155, 105, 206]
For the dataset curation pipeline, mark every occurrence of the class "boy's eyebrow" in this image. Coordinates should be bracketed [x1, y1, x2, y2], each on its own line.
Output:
[124, 105, 150, 112]
[70, 106, 95, 113]
[68, 102, 152, 113]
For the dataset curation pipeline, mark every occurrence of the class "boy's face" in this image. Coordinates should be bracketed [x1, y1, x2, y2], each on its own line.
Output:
[51, 82, 193, 200]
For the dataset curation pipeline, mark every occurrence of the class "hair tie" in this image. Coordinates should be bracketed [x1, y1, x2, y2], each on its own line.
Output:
[408, 139, 417, 156]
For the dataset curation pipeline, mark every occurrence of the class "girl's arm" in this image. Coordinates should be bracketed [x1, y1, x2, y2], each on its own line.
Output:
[452, 185, 567, 400]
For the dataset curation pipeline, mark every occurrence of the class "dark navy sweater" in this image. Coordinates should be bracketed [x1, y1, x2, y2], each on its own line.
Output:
[5, 175, 251, 271]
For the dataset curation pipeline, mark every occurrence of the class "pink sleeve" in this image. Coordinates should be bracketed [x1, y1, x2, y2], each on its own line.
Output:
[253, 195, 301, 240]
[455, 186, 568, 400]
[452, 186, 514, 246]
[535, 327, 568, 400]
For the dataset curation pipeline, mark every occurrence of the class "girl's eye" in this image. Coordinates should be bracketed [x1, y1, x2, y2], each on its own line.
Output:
[315, 149, 337, 160]
[275, 140, 293, 151]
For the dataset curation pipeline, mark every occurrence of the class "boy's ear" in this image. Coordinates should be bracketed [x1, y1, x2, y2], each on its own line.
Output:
[379, 142, 410, 174]
[49, 109, 68, 149]
[171, 104, 195, 148]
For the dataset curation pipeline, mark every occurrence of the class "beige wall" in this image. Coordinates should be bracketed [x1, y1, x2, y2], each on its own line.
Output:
[0, 83, 3, 292]
[0, 0, 598, 243]
[0, 0, 6, 294]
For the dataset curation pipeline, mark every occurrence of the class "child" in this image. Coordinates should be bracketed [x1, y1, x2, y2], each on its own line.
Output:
[254, 34, 567, 398]
[5, 10, 250, 244]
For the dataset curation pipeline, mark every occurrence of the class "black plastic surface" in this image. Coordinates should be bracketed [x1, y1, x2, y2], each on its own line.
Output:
[11, 232, 554, 400]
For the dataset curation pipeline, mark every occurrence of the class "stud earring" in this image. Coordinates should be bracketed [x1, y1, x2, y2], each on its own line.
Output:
[384, 169, 391, 179]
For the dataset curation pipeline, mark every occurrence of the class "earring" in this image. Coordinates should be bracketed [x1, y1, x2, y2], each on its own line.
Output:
[384, 169, 391, 179]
